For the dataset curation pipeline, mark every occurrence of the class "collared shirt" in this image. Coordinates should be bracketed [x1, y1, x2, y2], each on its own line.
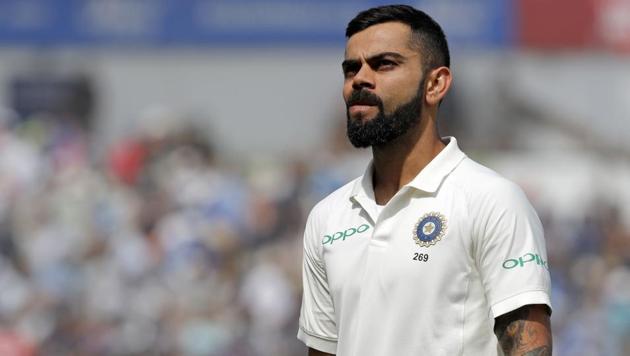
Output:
[298, 137, 551, 356]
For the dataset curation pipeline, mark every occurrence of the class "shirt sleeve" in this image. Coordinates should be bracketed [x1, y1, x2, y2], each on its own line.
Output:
[472, 179, 552, 319]
[297, 206, 338, 354]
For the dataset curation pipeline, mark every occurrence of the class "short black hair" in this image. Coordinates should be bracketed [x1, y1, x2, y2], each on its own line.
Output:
[345, 4, 450, 71]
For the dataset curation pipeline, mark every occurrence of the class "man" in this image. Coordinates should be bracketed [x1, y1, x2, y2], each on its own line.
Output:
[297, 5, 552, 356]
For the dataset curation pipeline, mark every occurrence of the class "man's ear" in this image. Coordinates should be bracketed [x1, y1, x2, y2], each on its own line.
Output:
[425, 67, 452, 106]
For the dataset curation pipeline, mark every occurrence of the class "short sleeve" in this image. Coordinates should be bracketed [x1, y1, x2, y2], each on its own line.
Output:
[472, 180, 552, 318]
[297, 207, 338, 354]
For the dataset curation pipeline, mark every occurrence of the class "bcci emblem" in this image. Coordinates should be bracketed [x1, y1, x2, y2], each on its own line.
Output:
[413, 212, 447, 247]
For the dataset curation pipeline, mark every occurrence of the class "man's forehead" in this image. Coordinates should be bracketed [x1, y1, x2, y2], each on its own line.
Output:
[344, 22, 414, 59]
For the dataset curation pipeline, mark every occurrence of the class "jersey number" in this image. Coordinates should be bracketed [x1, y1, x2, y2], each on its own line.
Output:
[412, 253, 429, 262]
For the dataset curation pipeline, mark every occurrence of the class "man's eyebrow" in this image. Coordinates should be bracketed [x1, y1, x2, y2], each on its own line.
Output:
[367, 52, 406, 62]
[342, 52, 406, 69]
[341, 58, 360, 71]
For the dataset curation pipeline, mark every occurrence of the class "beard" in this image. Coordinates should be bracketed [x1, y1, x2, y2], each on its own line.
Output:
[346, 82, 424, 148]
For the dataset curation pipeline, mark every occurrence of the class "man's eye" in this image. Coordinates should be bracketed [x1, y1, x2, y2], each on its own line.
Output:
[377, 60, 396, 69]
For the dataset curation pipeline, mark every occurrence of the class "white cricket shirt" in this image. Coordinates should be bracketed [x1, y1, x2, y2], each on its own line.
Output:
[298, 137, 551, 356]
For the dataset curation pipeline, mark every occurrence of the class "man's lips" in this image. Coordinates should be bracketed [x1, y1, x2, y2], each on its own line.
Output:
[348, 104, 377, 116]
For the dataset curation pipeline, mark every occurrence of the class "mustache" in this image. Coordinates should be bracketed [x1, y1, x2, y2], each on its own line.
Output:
[346, 89, 382, 107]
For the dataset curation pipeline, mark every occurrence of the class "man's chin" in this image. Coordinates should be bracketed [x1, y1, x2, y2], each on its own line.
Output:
[346, 135, 372, 149]
[348, 112, 377, 124]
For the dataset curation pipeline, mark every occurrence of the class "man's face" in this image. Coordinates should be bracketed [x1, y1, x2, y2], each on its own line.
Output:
[342, 22, 425, 148]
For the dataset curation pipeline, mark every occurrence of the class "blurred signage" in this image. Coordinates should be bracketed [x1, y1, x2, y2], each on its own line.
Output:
[517, 0, 597, 49]
[517, 0, 630, 52]
[0, 0, 513, 48]
[597, 0, 630, 52]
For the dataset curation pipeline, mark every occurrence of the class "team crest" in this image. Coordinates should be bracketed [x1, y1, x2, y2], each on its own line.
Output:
[413, 212, 447, 247]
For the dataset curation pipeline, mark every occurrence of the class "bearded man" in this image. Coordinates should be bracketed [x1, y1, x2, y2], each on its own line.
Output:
[297, 5, 552, 356]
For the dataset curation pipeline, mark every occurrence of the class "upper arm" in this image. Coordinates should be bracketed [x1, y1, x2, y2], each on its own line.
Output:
[308, 347, 335, 356]
[472, 180, 552, 317]
[494, 304, 552, 356]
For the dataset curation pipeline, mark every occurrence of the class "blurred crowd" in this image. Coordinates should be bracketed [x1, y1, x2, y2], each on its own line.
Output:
[0, 107, 628, 356]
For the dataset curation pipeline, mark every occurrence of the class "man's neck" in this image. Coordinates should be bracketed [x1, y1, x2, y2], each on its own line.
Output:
[371, 118, 445, 205]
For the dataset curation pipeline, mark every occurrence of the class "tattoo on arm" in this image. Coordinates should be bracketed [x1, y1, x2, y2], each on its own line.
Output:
[494, 305, 552, 356]
[522, 346, 551, 356]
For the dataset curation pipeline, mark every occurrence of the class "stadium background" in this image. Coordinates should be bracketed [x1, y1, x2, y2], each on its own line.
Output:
[0, 0, 628, 355]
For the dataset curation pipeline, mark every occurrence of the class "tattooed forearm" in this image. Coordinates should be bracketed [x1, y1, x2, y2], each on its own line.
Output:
[494, 305, 552, 356]
[523, 346, 551, 356]
[494, 307, 528, 353]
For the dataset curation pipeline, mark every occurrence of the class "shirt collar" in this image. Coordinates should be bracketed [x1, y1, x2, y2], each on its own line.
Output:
[350, 136, 466, 200]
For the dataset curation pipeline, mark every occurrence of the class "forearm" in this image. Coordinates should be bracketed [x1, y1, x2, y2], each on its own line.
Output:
[494, 304, 552, 356]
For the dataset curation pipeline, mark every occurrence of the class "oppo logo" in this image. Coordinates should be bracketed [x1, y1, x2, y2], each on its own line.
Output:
[322, 224, 370, 245]
[502, 252, 548, 270]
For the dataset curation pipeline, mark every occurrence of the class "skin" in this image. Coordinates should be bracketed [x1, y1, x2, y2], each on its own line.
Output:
[494, 305, 552, 356]
[308, 22, 552, 356]
[308, 350, 334, 356]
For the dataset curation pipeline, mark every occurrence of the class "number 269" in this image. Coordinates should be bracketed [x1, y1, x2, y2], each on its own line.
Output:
[413, 253, 429, 262]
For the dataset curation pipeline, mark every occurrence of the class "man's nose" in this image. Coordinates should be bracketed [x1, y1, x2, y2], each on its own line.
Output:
[352, 65, 375, 90]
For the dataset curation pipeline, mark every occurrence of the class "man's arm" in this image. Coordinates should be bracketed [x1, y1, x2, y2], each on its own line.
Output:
[308, 347, 334, 356]
[494, 304, 552, 356]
